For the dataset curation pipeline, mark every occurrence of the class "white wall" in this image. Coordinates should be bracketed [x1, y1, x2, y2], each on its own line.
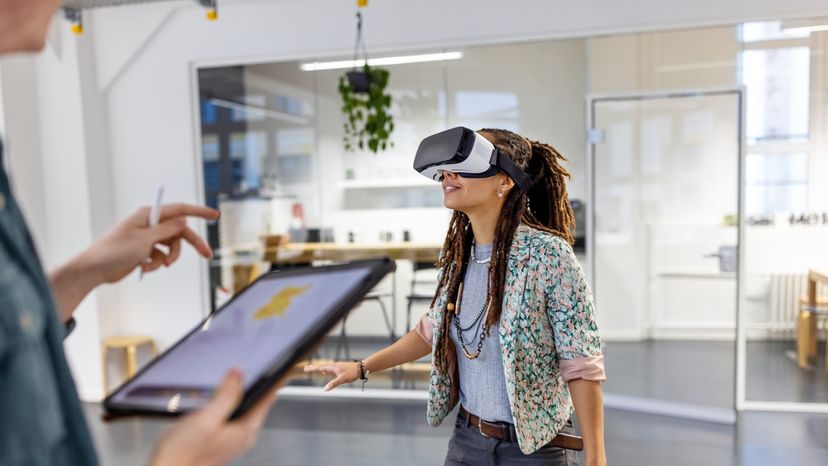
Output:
[0, 57, 49, 241]
[5, 0, 828, 400]
[0, 24, 104, 401]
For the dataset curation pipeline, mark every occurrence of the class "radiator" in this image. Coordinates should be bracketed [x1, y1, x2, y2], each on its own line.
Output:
[768, 273, 828, 337]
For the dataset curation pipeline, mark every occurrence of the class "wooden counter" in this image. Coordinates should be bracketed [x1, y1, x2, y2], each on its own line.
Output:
[263, 242, 443, 265]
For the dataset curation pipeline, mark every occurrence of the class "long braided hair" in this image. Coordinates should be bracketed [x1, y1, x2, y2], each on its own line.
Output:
[431, 128, 575, 404]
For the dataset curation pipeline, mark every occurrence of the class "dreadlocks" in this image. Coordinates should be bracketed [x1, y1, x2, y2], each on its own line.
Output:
[431, 128, 576, 403]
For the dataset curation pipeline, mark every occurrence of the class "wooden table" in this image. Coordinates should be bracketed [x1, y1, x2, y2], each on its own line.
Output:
[263, 242, 443, 265]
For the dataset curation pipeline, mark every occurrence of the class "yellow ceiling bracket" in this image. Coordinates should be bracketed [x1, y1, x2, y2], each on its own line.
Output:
[200, 0, 218, 20]
[63, 7, 83, 35]
[357, 0, 368, 7]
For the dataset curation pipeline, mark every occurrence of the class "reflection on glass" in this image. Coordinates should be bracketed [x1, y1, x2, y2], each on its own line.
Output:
[593, 93, 740, 411]
[746, 152, 808, 215]
[740, 21, 812, 43]
[738, 21, 828, 410]
[230, 94, 267, 122]
[742, 47, 810, 142]
[200, 99, 219, 125]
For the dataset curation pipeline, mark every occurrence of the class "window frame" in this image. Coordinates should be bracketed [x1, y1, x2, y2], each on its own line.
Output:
[739, 24, 817, 215]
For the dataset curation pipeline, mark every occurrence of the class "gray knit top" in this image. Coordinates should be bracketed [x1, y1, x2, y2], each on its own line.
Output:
[448, 242, 513, 423]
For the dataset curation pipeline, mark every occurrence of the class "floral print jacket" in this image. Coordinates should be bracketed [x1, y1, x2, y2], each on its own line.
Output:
[416, 224, 605, 454]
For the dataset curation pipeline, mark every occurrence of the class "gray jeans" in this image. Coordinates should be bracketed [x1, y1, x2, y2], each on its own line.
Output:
[444, 411, 579, 466]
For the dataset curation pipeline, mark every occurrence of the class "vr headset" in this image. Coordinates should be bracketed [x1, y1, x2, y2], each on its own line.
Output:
[413, 127, 532, 192]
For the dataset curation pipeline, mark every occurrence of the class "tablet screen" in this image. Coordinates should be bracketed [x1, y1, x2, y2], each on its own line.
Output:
[107, 265, 373, 413]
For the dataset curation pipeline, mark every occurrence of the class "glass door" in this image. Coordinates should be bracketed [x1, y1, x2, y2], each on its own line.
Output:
[588, 90, 744, 422]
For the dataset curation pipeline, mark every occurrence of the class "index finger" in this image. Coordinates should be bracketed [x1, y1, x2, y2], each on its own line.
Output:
[201, 369, 245, 421]
[159, 203, 220, 222]
[235, 378, 284, 431]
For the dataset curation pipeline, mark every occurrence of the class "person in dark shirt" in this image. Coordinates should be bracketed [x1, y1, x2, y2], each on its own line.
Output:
[0, 1, 276, 465]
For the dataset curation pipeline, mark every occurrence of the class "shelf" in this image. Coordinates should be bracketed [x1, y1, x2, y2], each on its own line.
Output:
[655, 269, 736, 280]
[340, 178, 440, 189]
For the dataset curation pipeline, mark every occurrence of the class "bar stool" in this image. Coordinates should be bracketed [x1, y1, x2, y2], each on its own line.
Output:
[796, 295, 828, 369]
[101, 335, 158, 395]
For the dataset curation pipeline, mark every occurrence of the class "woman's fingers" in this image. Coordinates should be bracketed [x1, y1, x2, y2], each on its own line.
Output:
[141, 245, 169, 273]
[303, 364, 356, 391]
[235, 377, 287, 432]
[158, 203, 220, 222]
[165, 237, 182, 266]
[149, 218, 187, 244]
[324, 374, 350, 392]
[147, 220, 211, 262]
[181, 226, 212, 258]
[201, 369, 245, 421]
[303, 364, 338, 376]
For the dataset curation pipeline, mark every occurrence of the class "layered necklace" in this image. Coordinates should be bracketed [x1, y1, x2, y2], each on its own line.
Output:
[451, 242, 492, 360]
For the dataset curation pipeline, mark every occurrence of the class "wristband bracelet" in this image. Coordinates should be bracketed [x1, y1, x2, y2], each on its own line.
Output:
[353, 359, 369, 391]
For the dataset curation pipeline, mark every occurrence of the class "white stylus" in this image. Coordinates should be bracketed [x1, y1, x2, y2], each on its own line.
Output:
[139, 186, 164, 281]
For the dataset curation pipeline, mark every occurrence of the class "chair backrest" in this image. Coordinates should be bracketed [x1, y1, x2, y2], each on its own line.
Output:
[410, 261, 439, 296]
[412, 261, 437, 273]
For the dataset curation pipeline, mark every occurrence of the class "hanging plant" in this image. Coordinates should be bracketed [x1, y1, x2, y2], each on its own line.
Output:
[339, 64, 394, 153]
[338, 11, 395, 153]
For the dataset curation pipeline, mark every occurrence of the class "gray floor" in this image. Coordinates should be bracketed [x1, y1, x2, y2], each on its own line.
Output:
[85, 399, 828, 466]
[746, 341, 828, 403]
[602, 340, 828, 406]
[603, 340, 736, 408]
[91, 339, 828, 464]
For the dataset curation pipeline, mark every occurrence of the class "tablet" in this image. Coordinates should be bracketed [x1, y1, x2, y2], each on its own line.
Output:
[103, 258, 395, 419]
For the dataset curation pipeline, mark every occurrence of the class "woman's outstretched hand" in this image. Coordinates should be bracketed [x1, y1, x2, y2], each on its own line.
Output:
[303, 361, 361, 391]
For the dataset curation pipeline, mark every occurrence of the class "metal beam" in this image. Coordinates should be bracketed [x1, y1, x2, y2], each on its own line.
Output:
[61, 0, 208, 10]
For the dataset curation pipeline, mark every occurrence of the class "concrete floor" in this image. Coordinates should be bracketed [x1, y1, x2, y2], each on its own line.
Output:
[85, 399, 828, 466]
[91, 339, 828, 464]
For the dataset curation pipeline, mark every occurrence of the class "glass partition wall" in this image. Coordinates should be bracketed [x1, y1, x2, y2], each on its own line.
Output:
[192, 19, 828, 418]
[589, 90, 743, 423]
[737, 20, 828, 413]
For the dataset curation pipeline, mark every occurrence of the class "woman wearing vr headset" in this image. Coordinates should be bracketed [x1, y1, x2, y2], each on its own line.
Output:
[306, 127, 606, 466]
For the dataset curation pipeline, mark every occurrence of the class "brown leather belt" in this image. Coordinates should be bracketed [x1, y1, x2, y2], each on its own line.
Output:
[459, 406, 584, 451]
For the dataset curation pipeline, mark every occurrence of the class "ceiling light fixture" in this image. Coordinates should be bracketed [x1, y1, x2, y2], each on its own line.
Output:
[781, 18, 828, 34]
[300, 51, 463, 71]
[208, 98, 310, 125]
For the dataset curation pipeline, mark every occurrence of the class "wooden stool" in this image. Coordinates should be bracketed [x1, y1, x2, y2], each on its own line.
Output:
[101, 336, 158, 395]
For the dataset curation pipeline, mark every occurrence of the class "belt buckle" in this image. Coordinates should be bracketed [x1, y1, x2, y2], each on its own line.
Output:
[477, 418, 492, 439]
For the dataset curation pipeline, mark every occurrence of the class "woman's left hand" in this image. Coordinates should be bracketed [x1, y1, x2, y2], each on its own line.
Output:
[51, 204, 219, 322]
[82, 203, 219, 283]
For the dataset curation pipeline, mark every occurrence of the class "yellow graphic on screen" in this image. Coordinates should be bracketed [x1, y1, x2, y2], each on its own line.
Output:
[253, 285, 311, 320]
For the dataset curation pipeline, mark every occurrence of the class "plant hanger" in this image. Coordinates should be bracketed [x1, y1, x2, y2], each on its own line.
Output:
[338, 7, 395, 153]
[346, 12, 371, 92]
